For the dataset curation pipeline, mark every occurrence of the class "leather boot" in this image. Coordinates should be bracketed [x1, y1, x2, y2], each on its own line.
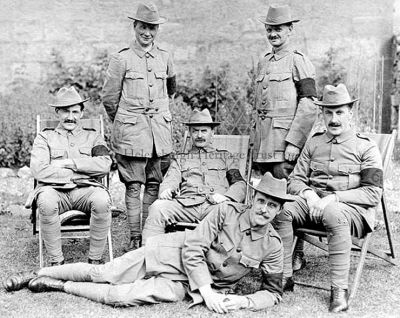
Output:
[3, 270, 37, 292]
[329, 287, 349, 313]
[50, 260, 65, 267]
[123, 234, 142, 253]
[282, 276, 294, 292]
[88, 258, 103, 265]
[28, 276, 65, 293]
[292, 251, 307, 272]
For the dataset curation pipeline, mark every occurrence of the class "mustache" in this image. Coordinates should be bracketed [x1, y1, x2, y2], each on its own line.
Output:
[328, 122, 341, 127]
[195, 138, 206, 142]
[63, 120, 77, 124]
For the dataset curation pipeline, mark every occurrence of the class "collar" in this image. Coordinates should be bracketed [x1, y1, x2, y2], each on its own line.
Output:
[188, 145, 216, 153]
[55, 123, 83, 136]
[130, 41, 156, 58]
[239, 210, 268, 241]
[323, 128, 355, 144]
[267, 42, 292, 61]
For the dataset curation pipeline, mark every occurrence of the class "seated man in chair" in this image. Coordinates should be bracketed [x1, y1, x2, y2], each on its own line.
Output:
[273, 83, 383, 313]
[27, 86, 112, 265]
[142, 108, 246, 244]
[4, 172, 290, 314]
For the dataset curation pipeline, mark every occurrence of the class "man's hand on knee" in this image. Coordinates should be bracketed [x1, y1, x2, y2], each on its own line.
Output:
[309, 194, 337, 222]
[159, 188, 174, 200]
[208, 193, 228, 204]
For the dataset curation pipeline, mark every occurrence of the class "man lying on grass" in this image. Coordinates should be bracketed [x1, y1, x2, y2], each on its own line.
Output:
[3, 172, 292, 314]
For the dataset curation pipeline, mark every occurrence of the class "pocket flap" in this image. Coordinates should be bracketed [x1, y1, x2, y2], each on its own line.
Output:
[256, 74, 265, 82]
[239, 254, 260, 268]
[273, 118, 292, 129]
[79, 147, 91, 156]
[310, 161, 325, 171]
[219, 233, 234, 252]
[269, 73, 291, 82]
[51, 149, 65, 159]
[125, 71, 144, 79]
[155, 71, 167, 79]
[338, 164, 361, 174]
[118, 115, 138, 125]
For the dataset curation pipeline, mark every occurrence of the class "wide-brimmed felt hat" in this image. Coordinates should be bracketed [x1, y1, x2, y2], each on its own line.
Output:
[250, 172, 294, 202]
[49, 87, 89, 108]
[184, 108, 220, 127]
[314, 83, 358, 107]
[258, 4, 300, 25]
[128, 2, 167, 24]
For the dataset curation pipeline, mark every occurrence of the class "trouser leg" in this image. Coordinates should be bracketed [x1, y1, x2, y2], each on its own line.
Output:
[71, 187, 112, 261]
[125, 182, 142, 237]
[36, 187, 71, 264]
[142, 200, 200, 244]
[38, 247, 146, 284]
[64, 277, 187, 306]
[273, 197, 308, 278]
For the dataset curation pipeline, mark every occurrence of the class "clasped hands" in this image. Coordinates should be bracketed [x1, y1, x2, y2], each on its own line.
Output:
[159, 188, 228, 204]
[303, 189, 337, 222]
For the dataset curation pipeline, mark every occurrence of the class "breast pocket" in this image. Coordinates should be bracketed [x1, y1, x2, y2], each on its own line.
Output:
[154, 71, 167, 98]
[124, 71, 145, 99]
[50, 149, 66, 161]
[239, 254, 261, 269]
[310, 160, 328, 178]
[79, 147, 91, 157]
[206, 161, 227, 181]
[269, 72, 292, 100]
[255, 73, 267, 108]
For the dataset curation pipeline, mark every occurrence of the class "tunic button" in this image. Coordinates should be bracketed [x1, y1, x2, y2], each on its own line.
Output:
[236, 248, 242, 252]
[263, 85, 267, 89]
[328, 175, 333, 179]
[246, 231, 251, 236]
[149, 83, 153, 87]
[145, 107, 150, 112]
[150, 99, 154, 103]
[70, 143, 74, 147]
[148, 68, 152, 72]
[145, 53, 150, 58]
[149, 114, 153, 118]
[202, 162, 206, 165]
[210, 188, 214, 192]
[155, 107, 159, 111]
[330, 158, 335, 161]
[222, 262, 228, 267]
[332, 139, 338, 144]
[262, 101, 266, 105]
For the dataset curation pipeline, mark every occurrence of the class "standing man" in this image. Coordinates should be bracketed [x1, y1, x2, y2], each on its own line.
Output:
[4, 173, 290, 314]
[253, 4, 318, 271]
[27, 87, 112, 265]
[102, 2, 176, 251]
[142, 108, 246, 243]
[273, 84, 383, 313]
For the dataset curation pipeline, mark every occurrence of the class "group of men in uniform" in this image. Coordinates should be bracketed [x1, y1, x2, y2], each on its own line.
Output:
[3, 2, 384, 315]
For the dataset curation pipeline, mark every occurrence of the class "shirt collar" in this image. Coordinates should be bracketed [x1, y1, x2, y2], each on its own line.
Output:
[55, 123, 83, 136]
[130, 41, 156, 58]
[239, 210, 268, 241]
[324, 128, 355, 144]
[188, 145, 216, 153]
[267, 42, 292, 61]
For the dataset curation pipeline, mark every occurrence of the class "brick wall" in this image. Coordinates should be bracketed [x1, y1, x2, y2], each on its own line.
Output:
[0, 0, 395, 130]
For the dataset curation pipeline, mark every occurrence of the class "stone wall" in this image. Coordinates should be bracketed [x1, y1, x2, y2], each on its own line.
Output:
[0, 0, 395, 130]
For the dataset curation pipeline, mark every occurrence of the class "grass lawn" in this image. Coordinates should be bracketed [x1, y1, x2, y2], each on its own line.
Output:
[1, 162, 400, 318]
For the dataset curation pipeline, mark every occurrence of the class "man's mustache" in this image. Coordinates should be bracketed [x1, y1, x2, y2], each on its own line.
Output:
[195, 138, 206, 142]
[64, 120, 77, 124]
[329, 122, 341, 127]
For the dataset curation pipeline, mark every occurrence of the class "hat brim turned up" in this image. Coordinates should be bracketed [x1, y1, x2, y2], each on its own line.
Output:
[313, 98, 359, 107]
[49, 97, 90, 108]
[248, 183, 295, 202]
[128, 16, 167, 24]
[257, 16, 300, 25]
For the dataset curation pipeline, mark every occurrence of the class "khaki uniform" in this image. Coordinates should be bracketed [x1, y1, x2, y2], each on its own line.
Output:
[273, 129, 383, 288]
[142, 145, 246, 241]
[102, 40, 175, 236]
[29, 123, 112, 263]
[39, 201, 283, 310]
[253, 43, 317, 177]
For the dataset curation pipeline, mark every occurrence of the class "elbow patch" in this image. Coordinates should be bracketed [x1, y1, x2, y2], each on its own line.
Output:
[360, 168, 383, 188]
[91, 145, 109, 157]
[261, 272, 283, 297]
[295, 78, 317, 99]
[167, 75, 176, 96]
[226, 169, 244, 185]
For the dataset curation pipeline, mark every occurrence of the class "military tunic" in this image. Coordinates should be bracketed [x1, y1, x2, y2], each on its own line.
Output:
[39, 201, 283, 310]
[102, 41, 175, 157]
[273, 129, 383, 286]
[142, 145, 246, 241]
[253, 43, 317, 163]
[29, 123, 112, 263]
